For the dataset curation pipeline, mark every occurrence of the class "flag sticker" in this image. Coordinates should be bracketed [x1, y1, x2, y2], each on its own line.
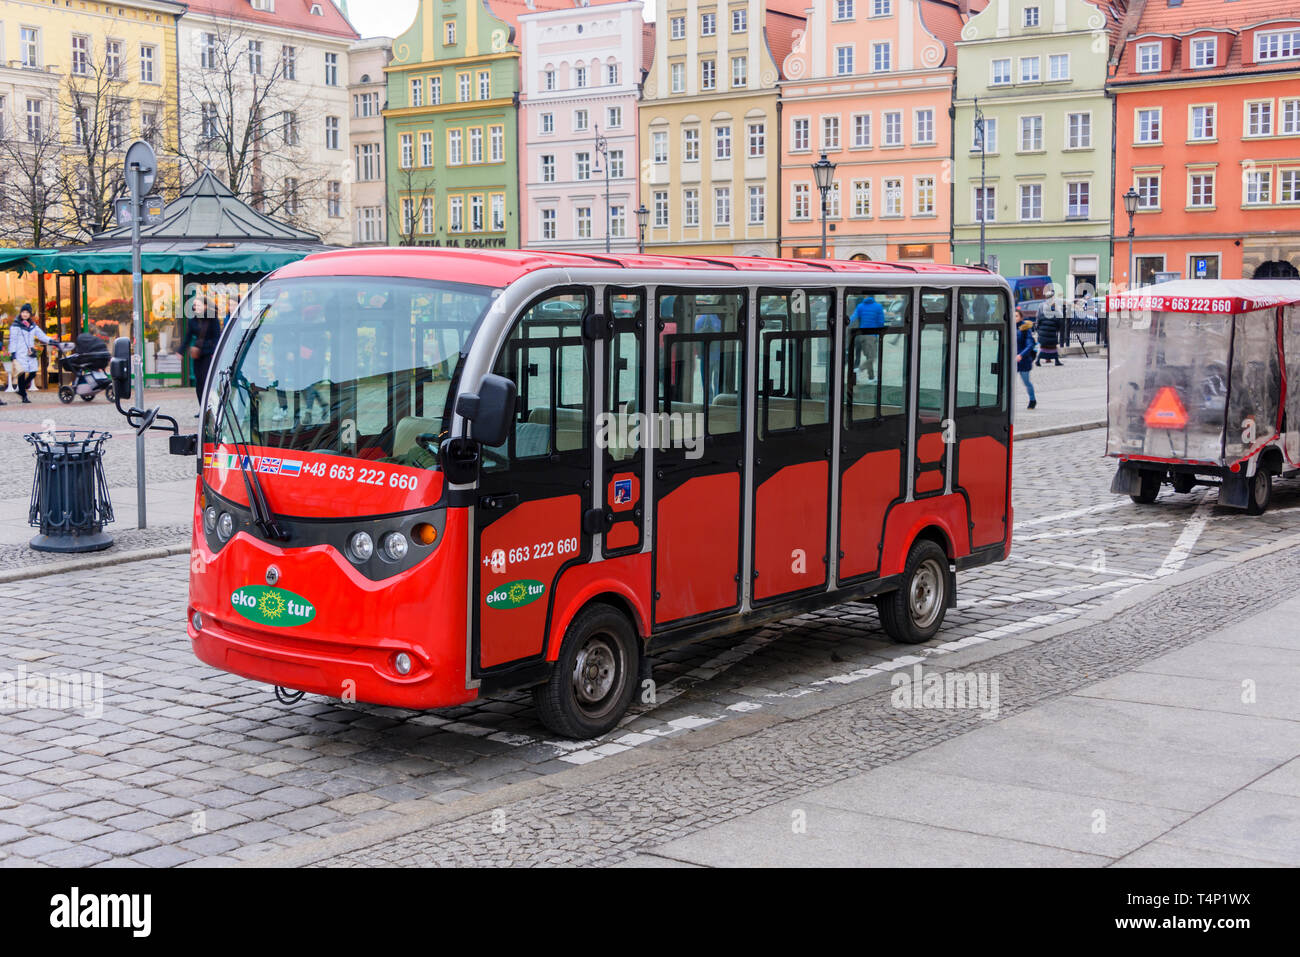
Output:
[280, 460, 302, 477]
[258, 458, 282, 475]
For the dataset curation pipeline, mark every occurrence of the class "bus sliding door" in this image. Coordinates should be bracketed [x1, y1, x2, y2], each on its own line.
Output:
[953, 289, 1012, 550]
[652, 290, 746, 627]
[912, 289, 952, 499]
[838, 288, 910, 582]
[752, 289, 834, 601]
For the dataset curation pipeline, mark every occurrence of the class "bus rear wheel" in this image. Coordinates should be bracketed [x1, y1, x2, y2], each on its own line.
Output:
[878, 539, 950, 645]
[1245, 468, 1273, 516]
[534, 603, 638, 739]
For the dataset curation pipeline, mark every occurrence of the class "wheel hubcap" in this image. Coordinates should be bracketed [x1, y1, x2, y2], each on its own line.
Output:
[909, 558, 945, 630]
[572, 636, 620, 712]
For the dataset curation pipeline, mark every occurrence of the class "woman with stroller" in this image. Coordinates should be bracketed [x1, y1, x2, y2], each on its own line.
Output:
[6, 304, 57, 404]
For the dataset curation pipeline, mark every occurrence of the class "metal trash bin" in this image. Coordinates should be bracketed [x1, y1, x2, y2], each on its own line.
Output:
[26, 430, 115, 553]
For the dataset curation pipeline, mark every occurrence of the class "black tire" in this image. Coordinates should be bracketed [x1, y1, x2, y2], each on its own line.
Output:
[533, 603, 639, 739]
[1245, 468, 1272, 516]
[1170, 472, 1196, 495]
[1130, 471, 1161, 504]
[878, 539, 951, 644]
[57, 386, 75, 404]
[80, 392, 95, 402]
[105, 383, 115, 402]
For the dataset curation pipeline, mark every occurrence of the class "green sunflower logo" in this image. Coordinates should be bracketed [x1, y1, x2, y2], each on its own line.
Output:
[508, 582, 529, 604]
[258, 591, 286, 620]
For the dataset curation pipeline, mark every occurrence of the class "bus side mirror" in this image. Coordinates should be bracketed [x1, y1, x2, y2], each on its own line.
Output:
[457, 373, 517, 448]
[110, 337, 132, 401]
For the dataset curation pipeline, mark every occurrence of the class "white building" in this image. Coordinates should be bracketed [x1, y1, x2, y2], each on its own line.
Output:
[518, 1, 648, 253]
[175, 0, 359, 245]
[348, 36, 390, 246]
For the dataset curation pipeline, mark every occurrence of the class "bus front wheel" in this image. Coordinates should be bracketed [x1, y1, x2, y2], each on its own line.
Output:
[534, 603, 639, 739]
[878, 539, 950, 645]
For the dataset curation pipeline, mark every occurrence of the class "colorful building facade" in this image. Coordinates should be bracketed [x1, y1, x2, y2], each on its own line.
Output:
[349, 35, 393, 246]
[640, 0, 804, 257]
[1110, 0, 1300, 283]
[518, 1, 649, 254]
[780, 0, 966, 262]
[954, 0, 1122, 295]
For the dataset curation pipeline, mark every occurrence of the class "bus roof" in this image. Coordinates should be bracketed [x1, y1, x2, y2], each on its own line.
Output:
[1108, 279, 1300, 315]
[273, 247, 995, 288]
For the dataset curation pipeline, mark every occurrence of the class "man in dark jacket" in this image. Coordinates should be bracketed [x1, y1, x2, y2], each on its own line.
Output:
[1035, 304, 1064, 366]
[182, 301, 221, 410]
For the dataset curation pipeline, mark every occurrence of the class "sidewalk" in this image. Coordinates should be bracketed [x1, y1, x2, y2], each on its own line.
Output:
[626, 596, 1300, 867]
[1013, 353, 1108, 438]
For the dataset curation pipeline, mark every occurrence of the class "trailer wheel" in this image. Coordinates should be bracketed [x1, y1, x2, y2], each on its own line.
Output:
[1245, 468, 1273, 516]
[878, 539, 950, 645]
[534, 603, 638, 739]
[1171, 473, 1196, 495]
[1130, 471, 1161, 504]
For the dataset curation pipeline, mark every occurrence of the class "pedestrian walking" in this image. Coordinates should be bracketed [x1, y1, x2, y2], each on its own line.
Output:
[182, 302, 222, 415]
[6, 304, 56, 405]
[851, 294, 886, 379]
[1017, 317, 1038, 410]
[1035, 304, 1064, 367]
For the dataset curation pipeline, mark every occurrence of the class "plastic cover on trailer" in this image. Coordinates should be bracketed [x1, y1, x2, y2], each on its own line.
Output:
[1107, 279, 1300, 316]
[1288, 305, 1300, 467]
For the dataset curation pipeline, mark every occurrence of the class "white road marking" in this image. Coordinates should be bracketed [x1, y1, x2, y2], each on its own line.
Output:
[1015, 521, 1173, 543]
[1014, 499, 1129, 529]
[1157, 499, 1214, 578]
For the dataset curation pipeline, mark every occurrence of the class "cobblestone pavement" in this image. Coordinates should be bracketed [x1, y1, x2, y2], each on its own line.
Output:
[1, 428, 1298, 866]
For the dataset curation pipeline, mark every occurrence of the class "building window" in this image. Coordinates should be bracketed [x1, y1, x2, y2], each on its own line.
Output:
[1281, 98, 1300, 134]
[1189, 172, 1215, 207]
[609, 149, 625, 178]
[1024, 5, 1040, 26]
[490, 125, 504, 162]
[872, 0, 891, 14]
[748, 122, 765, 158]
[608, 106, 623, 129]
[732, 56, 748, 87]
[914, 109, 934, 144]
[450, 196, 464, 232]
[974, 186, 995, 222]
[872, 42, 891, 72]
[576, 152, 591, 180]
[702, 59, 716, 90]
[671, 63, 685, 93]
[105, 39, 123, 78]
[541, 208, 556, 240]
[325, 52, 339, 86]
[140, 45, 157, 83]
[1247, 101, 1273, 137]
[1190, 104, 1216, 140]
[733, 8, 748, 31]
[715, 125, 732, 160]
[576, 206, 592, 239]
[883, 178, 902, 217]
[422, 197, 435, 233]
[575, 66, 587, 89]
[469, 128, 483, 163]
[1019, 183, 1043, 221]
[430, 77, 442, 105]
[853, 113, 871, 147]
[471, 196, 484, 232]
[1066, 112, 1091, 148]
[410, 78, 424, 108]
[611, 205, 626, 237]
[201, 102, 219, 143]
[1191, 37, 1216, 68]
[747, 185, 765, 225]
[684, 189, 700, 227]
[883, 110, 902, 146]
[402, 197, 415, 234]
[355, 143, 380, 181]
[479, 70, 491, 100]
[459, 73, 471, 102]
[445, 21, 457, 45]
[282, 111, 300, 146]
[1020, 56, 1040, 83]
[714, 187, 731, 226]
[326, 116, 340, 150]
[329, 183, 346, 220]
[822, 116, 840, 151]
[449, 129, 463, 165]
[684, 128, 700, 162]
[541, 112, 554, 134]
[792, 117, 810, 152]
[653, 131, 668, 164]
[852, 180, 871, 217]
[1136, 174, 1160, 208]
[281, 45, 297, 81]
[702, 12, 717, 36]
[607, 63, 620, 85]
[285, 178, 301, 216]
[973, 115, 997, 153]
[1136, 108, 1161, 143]
[991, 58, 1011, 86]
[72, 35, 90, 76]
[915, 176, 935, 215]
[575, 109, 589, 132]
[249, 40, 264, 75]
[21, 28, 39, 69]
[1137, 42, 1161, 72]
[1049, 53, 1069, 81]
[792, 182, 811, 220]
[1245, 169, 1271, 205]
[1067, 181, 1090, 217]
[654, 191, 669, 227]
[541, 155, 555, 183]
[834, 0, 854, 20]
[1255, 30, 1300, 61]
[1019, 115, 1043, 151]
[671, 17, 686, 40]
[400, 133, 414, 169]
[358, 207, 382, 243]
[1280, 169, 1300, 203]
[421, 132, 433, 166]
[835, 46, 854, 75]
[142, 105, 161, 146]
[544, 70, 556, 91]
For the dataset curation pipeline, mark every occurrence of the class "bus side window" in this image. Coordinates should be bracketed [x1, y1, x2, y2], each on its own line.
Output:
[758, 291, 833, 434]
[957, 291, 1007, 412]
[490, 290, 591, 467]
[917, 291, 951, 420]
[845, 290, 910, 425]
[658, 291, 744, 437]
[607, 290, 644, 463]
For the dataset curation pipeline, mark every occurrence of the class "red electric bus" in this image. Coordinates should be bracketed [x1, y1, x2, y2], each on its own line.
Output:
[180, 250, 1014, 738]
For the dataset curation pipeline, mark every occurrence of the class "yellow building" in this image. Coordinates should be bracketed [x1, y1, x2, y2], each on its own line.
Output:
[639, 0, 804, 256]
[0, 0, 185, 239]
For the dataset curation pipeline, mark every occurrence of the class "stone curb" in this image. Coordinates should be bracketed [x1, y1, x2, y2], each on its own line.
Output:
[239, 529, 1300, 869]
[1015, 419, 1106, 441]
[0, 543, 191, 585]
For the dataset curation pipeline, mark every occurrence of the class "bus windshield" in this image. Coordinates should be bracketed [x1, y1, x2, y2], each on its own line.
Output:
[204, 276, 498, 468]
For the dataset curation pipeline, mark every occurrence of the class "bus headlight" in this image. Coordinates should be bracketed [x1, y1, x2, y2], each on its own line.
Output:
[204, 506, 218, 532]
[217, 512, 234, 542]
[381, 532, 409, 562]
[347, 531, 374, 563]
[394, 653, 412, 676]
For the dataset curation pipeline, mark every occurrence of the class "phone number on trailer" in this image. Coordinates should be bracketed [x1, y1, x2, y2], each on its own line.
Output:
[303, 462, 422, 491]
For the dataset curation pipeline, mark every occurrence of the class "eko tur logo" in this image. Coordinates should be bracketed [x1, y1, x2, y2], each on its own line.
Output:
[486, 579, 546, 610]
[231, 586, 316, 627]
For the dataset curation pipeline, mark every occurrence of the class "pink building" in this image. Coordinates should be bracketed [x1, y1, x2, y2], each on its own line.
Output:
[779, 0, 973, 262]
[518, 1, 651, 252]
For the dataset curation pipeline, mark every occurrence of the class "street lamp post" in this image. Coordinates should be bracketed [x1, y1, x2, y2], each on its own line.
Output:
[635, 204, 649, 254]
[1123, 187, 1140, 291]
[974, 97, 987, 268]
[594, 126, 611, 253]
[812, 152, 836, 259]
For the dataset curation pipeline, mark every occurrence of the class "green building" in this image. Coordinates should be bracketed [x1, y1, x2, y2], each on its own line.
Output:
[385, 0, 526, 248]
[953, 0, 1122, 299]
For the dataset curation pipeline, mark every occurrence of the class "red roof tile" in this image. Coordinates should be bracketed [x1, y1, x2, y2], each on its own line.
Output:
[641, 22, 655, 76]
[183, 0, 360, 40]
[1112, 0, 1300, 82]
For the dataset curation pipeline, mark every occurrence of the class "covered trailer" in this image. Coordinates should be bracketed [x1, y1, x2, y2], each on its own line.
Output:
[1106, 280, 1300, 515]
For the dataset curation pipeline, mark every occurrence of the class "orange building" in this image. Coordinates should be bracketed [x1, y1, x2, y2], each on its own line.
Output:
[1109, 0, 1300, 283]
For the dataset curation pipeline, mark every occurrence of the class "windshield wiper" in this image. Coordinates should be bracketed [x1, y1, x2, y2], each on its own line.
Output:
[213, 309, 289, 542]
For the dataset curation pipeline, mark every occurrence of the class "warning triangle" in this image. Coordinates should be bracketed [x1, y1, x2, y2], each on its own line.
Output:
[1144, 386, 1188, 429]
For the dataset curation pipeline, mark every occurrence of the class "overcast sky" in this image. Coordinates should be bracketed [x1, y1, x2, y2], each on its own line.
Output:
[344, 0, 654, 39]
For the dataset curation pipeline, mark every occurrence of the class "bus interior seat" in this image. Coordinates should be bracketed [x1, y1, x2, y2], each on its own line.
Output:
[392, 416, 442, 460]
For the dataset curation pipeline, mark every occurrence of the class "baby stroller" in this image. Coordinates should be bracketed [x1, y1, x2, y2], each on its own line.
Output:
[58, 334, 115, 404]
